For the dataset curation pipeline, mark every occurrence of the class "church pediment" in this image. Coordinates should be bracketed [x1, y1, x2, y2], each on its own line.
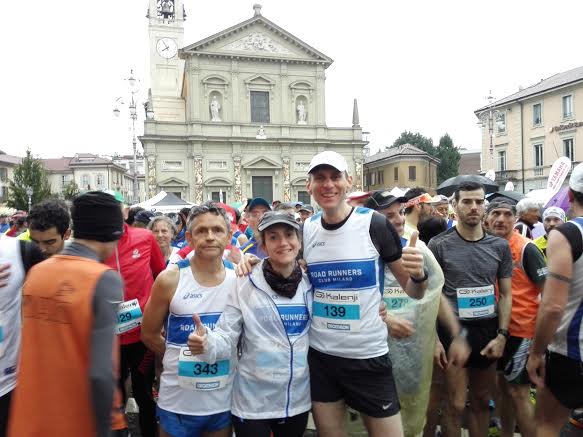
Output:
[158, 177, 189, 187]
[181, 8, 332, 65]
[244, 74, 274, 86]
[218, 30, 298, 57]
[243, 156, 282, 169]
[291, 176, 307, 186]
[204, 176, 233, 186]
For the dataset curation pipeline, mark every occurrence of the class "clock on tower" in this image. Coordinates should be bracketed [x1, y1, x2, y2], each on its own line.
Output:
[147, 0, 186, 122]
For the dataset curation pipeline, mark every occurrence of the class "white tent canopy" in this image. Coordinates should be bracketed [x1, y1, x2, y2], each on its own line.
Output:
[131, 191, 194, 213]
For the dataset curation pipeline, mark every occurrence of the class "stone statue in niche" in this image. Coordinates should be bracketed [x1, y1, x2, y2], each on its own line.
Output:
[256, 125, 267, 140]
[297, 100, 307, 125]
[210, 95, 221, 122]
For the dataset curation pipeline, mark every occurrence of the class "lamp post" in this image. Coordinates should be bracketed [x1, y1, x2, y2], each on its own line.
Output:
[113, 70, 152, 203]
[477, 91, 503, 171]
[25, 186, 33, 212]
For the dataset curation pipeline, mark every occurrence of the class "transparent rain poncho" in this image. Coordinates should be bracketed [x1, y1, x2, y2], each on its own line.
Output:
[384, 240, 444, 437]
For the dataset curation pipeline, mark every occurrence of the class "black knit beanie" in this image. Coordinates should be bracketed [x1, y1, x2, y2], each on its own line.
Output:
[72, 191, 124, 242]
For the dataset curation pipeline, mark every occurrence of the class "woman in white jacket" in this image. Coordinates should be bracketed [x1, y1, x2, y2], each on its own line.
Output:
[188, 211, 312, 437]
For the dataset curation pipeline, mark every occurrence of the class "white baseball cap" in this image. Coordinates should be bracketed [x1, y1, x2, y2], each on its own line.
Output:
[569, 162, 583, 193]
[307, 151, 348, 174]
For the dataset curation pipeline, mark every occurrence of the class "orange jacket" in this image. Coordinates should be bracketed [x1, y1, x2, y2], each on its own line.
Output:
[9, 255, 111, 437]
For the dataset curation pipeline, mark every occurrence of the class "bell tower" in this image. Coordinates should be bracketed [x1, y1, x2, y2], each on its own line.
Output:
[147, 0, 186, 121]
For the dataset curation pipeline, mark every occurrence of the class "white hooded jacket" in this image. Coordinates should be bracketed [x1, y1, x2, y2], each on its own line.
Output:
[197, 260, 313, 419]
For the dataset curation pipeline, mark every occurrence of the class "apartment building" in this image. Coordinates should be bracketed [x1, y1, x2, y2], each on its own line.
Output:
[475, 65, 583, 192]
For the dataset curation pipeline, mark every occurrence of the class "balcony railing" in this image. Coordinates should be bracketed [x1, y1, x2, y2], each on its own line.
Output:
[495, 170, 519, 182]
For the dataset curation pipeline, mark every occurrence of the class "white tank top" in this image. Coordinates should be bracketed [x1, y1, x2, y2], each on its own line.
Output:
[0, 237, 25, 396]
[303, 208, 388, 359]
[158, 262, 236, 415]
[549, 217, 583, 362]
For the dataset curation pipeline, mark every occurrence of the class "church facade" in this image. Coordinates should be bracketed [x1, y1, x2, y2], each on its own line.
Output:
[141, 0, 367, 204]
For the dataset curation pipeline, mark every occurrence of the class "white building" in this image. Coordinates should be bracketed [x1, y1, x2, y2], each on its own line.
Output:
[141, 1, 367, 204]
[475, 65, 583, 192]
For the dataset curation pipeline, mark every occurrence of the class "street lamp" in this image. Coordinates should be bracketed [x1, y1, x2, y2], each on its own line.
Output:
[113, 69, 148, 203]
[477, 91, 503, 171]
[25, 186, 33, 212]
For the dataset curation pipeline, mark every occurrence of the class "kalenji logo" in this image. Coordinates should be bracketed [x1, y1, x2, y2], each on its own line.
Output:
[312, 241, 325, 248]
[132, 249, 141, 259]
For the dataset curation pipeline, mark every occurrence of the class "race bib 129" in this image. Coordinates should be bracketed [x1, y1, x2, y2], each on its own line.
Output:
[313, 290, 360, 332]
[115, 299, 143, 335]
[456, 285, 495, 320]
[177, 347, 230, 391]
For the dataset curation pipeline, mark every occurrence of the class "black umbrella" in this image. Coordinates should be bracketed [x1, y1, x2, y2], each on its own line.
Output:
[486, 191, 525, 205]
[436, 175, 499, 197]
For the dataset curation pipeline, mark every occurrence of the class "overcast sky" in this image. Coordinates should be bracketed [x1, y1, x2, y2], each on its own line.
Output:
[1, 0, 580, 159]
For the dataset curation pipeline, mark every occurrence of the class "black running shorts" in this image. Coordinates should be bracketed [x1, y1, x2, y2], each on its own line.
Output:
[438, 317, 499, 369]
[497, 336, 532, 384]
[308, 347, 400, 418]
[545, 352, 583, 410]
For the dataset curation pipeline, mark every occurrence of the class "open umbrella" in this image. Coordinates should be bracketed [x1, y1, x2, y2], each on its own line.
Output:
[545, 186, 570, 210]
[437, 175, 499, 197]
[486, 191, 525, 205]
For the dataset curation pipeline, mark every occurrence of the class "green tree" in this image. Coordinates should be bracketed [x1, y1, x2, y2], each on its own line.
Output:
[62, 180, 80, 200]
[436, 133, 461, 183]
[392, 131, 436, 156]
[7, 149, 53, 210]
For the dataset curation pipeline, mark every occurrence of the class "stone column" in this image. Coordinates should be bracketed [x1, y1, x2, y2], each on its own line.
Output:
[193, 156, 204, 204]
[233, 155, 242, 202]
[283, 156, 291, 202]
[354, 158, 363, 191]
[146, 154, 157, 198]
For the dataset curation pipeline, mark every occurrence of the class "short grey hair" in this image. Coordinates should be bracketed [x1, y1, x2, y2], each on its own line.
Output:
[516, 198, 540, 216]
[148, 215, 177, 237]
[186, 201, 230, 232]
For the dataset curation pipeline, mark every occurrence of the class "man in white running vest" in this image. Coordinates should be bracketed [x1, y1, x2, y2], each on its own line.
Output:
[303, 151, 428, 437]
[142, 202, 236, 437]
[528, 163, 583, 436]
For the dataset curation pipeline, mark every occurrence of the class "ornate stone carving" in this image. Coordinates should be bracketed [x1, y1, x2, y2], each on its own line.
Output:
[233, 155, 242, 202]
[146, 155, 157, 198]
[193, 156, 204, 204]
[283, 156, 291, 202]
[256, 126, 267, 140]
[294, 161, 310, 172]
[354, 159, 363, 191]
[222, 32, 293, 54]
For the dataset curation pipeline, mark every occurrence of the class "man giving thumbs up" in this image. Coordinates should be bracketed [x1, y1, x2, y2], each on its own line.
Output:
[141, 202, 237, 437]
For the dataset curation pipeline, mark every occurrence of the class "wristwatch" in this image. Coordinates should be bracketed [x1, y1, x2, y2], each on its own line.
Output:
[410, 269, 428, 283]
[497, 329, 509, 340]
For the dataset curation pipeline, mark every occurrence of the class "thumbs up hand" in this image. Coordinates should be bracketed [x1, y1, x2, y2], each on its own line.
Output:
[402, 231, 425, 281]
[187, 314, 208, 355]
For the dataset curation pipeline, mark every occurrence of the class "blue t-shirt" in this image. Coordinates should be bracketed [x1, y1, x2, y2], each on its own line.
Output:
[240, 237, 267, 259]
[172, 228, 187, 249]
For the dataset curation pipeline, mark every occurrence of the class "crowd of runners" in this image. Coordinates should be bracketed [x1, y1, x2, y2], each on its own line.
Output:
[0, 150, 582, 437]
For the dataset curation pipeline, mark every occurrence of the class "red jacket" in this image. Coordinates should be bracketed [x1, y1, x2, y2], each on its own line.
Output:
[105, 224, 165, 345]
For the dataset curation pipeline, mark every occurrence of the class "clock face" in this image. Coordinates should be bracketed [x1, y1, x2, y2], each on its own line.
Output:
[156, 38, 178, 59]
